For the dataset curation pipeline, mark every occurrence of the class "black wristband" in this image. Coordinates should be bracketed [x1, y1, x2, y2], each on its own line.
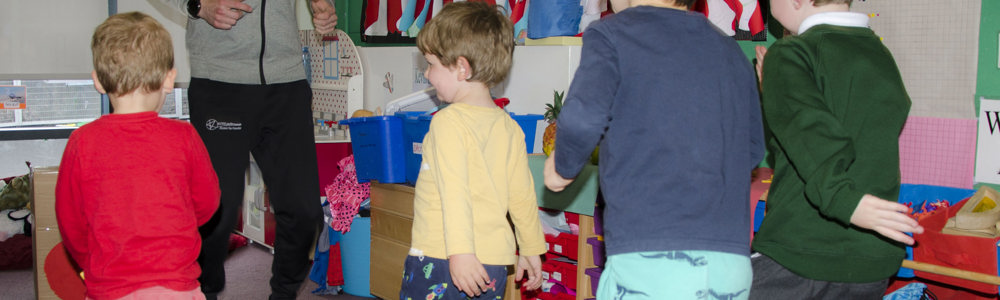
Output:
[187, 0, 201, 19]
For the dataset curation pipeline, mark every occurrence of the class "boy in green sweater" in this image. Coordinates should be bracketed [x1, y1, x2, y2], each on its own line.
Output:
[750, 0, 924, 299]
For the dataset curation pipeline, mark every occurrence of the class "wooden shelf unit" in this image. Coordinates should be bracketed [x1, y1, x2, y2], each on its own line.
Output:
[369, 182, 601, 300]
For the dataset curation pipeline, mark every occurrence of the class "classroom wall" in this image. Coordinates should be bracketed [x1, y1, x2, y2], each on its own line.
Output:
[975, 1, 999, 190]
[2, 1, 996, 186]
[0, 1, 105, 79]
[0, 139, 67, 178]
[977, 0, 1000, 101]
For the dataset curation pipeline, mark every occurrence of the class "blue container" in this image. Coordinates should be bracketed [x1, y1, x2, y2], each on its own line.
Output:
[397, 111, 544, 184]
[513, 114, 544, 152]
[339, 116, 406, 183]
[397, 112, 434, 185]
[337, 217, 372, 297]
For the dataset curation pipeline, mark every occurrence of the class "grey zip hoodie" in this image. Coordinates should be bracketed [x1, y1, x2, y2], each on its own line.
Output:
[159, 0, 306, 85]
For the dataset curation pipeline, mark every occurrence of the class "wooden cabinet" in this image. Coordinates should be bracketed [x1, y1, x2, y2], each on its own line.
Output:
[369, 183, 415, 299]
[369, 182, 601, 300]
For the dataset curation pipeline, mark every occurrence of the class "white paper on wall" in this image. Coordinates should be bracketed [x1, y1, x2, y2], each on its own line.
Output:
[975, 98, 1000, 184]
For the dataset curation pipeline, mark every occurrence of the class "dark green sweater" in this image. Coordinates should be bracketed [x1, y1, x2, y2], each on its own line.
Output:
[752, 24, 911, 282]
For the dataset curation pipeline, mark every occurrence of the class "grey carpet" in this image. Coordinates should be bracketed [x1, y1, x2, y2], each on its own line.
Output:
[0, 242, 376, 299]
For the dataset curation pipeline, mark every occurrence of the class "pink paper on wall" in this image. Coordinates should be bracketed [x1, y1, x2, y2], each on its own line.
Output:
[899, 116, 977, 189]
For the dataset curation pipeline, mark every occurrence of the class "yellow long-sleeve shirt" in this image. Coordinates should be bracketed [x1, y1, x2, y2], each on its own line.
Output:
[409, 103, 546, 265]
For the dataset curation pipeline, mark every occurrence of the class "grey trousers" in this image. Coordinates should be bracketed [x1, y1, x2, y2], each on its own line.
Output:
[749, 253, 889, 300]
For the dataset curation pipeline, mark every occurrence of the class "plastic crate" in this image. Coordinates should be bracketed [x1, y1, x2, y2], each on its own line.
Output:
[587, 236, 605, 267]
[397, 111, 544, 184]
[541, 259, 578, 290]
[512, 113, 544, 152]
[339, 116, 406, 183]
[753, 200, 766, 232]
[396, 112, 432, 184]
[585, 267, 602, 294]
[894, 184, 976, 278]
[593, 206, 604, 236]
[545, 232, 579, 260]
[537, 291, 575, 300]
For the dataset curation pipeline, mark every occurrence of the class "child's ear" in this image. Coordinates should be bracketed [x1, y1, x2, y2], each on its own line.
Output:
[163, 69, 177, 91]
[792, 0, 805, 10]
[90, 71, 107, 95]
[456, 56, 472, 80]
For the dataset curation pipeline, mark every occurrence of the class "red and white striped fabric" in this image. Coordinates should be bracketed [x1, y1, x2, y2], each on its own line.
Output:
[694, 0, 765, 37]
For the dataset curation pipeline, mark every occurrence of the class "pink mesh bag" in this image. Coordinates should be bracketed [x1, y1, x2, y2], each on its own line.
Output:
[324, 155, 370, 233]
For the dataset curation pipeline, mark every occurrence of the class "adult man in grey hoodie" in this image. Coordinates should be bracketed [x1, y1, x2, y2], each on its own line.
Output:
[157, 0, 337, 299]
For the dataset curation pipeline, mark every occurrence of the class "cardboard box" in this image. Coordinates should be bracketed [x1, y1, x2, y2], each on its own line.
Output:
[31, 166, 59, 230]
[30, 166, 79, 299]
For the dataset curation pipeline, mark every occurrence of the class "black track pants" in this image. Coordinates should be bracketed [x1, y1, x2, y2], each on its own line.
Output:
[188, 78, 322, 299]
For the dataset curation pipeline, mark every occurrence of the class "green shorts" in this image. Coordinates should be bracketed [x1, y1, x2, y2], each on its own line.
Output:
[596, 250, 751, 300]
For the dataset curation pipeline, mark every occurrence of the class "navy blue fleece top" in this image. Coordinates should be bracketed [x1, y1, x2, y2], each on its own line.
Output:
[553, 6, 764, 257]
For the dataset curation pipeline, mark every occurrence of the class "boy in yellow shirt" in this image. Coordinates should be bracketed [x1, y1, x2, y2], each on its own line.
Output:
[400, 2, 547, 299]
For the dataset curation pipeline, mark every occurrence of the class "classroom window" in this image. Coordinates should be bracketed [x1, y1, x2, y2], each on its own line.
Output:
[0, 79, 189, 129]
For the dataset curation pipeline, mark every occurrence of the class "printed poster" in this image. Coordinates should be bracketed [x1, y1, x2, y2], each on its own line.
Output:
[975, 98, 1000, 184]
[0, 86, 26, 109]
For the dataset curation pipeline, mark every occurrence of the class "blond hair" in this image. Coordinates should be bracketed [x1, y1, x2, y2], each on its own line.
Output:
[416, 2, 513, 87]
[91, 12, 173, 97]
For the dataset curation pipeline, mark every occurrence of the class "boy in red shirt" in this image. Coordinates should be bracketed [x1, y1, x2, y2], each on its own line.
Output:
[55, 11, 220, 300]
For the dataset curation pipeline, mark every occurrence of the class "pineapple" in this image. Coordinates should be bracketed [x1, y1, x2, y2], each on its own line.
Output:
[542, 90, 563, 156]
[541, 90, 599, 164]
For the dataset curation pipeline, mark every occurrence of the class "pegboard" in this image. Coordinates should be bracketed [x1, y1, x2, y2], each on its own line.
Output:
[852, 1, 980, 120]
[849, 1, 982, 188]
[899, 116, 978, 189]
[300, 30, 364, 117]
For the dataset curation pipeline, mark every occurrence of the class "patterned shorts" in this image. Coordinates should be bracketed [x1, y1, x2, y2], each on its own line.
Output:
[398, 253, 509, 300]
[596, 250, 751, 300]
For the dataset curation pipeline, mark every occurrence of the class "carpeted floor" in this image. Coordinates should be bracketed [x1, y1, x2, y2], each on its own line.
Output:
[0, 240, 376, 299]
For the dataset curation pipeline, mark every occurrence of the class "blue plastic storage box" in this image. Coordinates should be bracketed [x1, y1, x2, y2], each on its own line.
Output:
[339, 116, 406, 183]
[397, 111, 543, 184]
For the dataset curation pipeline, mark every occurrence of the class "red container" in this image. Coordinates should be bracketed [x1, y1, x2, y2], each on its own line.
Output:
[545, 232, 579, 260]
[537, 291, 575, 300]
[542, 259, 578, 290]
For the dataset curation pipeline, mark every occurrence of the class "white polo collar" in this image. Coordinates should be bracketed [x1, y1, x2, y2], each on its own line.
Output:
[799, 11, 869, 34]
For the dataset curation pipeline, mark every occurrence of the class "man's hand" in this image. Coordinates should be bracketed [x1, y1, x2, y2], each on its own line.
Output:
[200, 0, 253, 30]
[515, 255, 543, 290]
[448, 253, 490, 297]
[544, 153, 574, 192]
[850, 194, 925, 245]
[311, 0, 338, 34]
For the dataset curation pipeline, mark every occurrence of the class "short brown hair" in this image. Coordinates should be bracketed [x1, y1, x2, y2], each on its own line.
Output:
[416, 2, 513, 87]
[91, 12, 173, 97]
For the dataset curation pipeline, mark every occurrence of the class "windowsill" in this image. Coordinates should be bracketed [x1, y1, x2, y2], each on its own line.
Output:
[0, 126, 76, 141]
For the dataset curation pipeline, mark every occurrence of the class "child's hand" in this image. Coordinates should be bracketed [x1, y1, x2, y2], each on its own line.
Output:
[544, 153, 574, 192]
[754, 45, 767, 86]
[515, 255, 543, 290]
[448, 253, 490, 297]
[850, 194, 925, 245]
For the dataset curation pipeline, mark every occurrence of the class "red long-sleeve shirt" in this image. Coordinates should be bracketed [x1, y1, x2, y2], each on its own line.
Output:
[55, 112, 219, 300]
